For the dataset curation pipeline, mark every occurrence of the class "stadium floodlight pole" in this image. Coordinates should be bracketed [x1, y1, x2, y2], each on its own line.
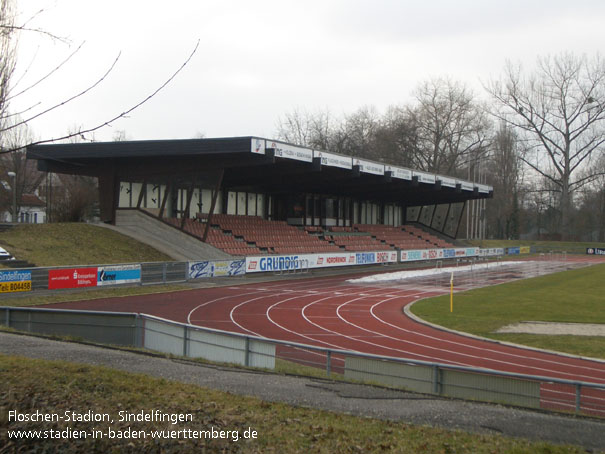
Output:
[7, 171, 17, 223]
[450, 271, 454, 313]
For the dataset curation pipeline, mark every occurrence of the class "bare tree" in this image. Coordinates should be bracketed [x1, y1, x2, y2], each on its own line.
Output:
[0, 0, 17, 132]
[275, 107, 341, 152]
[371, 106, 418, 167]
[485, 122, 522, 239]
[0, 0, 198, 154]
[408, 77, 491, 174]
[0, 120, 44, 219]
[486, 53, 605, 239]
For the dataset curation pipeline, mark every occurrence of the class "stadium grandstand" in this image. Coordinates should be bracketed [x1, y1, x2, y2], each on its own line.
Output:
[27, 137, 492, 258]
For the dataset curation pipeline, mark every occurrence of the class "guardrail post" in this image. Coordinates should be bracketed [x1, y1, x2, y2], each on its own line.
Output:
[5, 307, 9, 328]
[432, 365, 441, 395]
[326, 350, 332, 377]
[575, 383, 582, 414]
[183, 325, 189, 357]
[134, 314, 143, 348]
[244, 337, 250, 366]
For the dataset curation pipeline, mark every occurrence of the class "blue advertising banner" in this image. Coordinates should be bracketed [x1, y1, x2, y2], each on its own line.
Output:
[587, 247, 605, 255]
[97, 265, 141, 286]
[0, 269, 32, 293]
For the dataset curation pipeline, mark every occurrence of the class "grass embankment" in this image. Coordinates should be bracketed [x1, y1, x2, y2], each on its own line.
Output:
[0, 355, 584, 454]
[0, 284, 192, 308]
[0, 223, 172, 267]
[412, 263, 605, 359]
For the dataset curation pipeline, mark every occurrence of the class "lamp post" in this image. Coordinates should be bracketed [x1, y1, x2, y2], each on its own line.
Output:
[7, 171, 17, 223]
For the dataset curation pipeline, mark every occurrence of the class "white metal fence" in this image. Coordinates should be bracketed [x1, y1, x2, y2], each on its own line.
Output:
[2, 306, 604, 418]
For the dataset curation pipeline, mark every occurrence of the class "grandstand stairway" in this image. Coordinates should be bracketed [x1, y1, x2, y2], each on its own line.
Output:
[113, 209, 232, 261]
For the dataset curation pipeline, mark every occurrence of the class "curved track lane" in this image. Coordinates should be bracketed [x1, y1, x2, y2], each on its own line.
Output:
[43, 257, 605, 414]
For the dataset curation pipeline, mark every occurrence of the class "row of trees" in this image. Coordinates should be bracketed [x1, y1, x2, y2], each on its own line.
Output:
[276, 54, 605, 241]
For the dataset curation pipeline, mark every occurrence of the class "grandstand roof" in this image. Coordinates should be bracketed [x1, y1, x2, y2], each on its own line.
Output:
[27, 136, 492, 207]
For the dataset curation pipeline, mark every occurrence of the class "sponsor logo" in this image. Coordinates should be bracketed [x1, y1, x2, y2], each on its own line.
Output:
[326, 256, 347, 264]
[356, 252, 376, 264]
[258, 256, 300, 271]
[376, 252, 390, 263]
[49, 268, 98, 290]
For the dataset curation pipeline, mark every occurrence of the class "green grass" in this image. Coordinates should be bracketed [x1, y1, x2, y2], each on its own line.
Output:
[0, 354, 585, 454]
[0, 223, 172, 267]
[411, 263, 605, 359]
[0, 284, 193, 307]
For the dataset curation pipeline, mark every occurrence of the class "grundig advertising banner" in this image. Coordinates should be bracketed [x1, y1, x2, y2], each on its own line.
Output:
[245, 251, 398, 273]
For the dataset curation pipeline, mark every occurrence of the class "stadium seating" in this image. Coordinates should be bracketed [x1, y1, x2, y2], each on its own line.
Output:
[352, 224, 455, 250]
[164, 215, 454, 257]
[325, 234, 391, 251]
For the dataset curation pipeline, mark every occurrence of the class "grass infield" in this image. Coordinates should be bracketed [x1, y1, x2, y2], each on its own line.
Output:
[0, 355, 586, 453]
[411, 263, 605, 359]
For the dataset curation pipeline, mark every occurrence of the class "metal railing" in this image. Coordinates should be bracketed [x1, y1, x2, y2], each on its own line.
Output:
[2, 306, 604, 418]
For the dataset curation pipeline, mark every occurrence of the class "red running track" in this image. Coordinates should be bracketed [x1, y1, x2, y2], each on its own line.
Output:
[42, 257, 605, 414]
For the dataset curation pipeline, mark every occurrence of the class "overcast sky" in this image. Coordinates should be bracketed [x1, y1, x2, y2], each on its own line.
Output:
[11, 0, 605, 144]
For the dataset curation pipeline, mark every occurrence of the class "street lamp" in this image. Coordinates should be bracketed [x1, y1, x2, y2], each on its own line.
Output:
[7, 171, 16, 223]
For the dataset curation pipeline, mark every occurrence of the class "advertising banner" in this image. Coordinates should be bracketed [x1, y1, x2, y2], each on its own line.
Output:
[507, 247, 521, 255]
[189, 260, 246, 279]
[48, 267, 98, 290]
[97, 264, 142, 286]
[266, 140, 313, 162]
[400, 248, 479, 262]
[520, 246, 531, 254]
[587, 247, 605, 255]
[0, 269, 32, 293]
[314, 151, 352, 170]
[250, 137, 265, 154]
[478, 248, 505, 257]
[245, 251, 398, 273]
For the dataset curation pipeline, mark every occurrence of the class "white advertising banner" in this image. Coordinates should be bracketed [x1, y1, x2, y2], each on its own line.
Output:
[438, 176, 456, 188]
[478, 248, 505, 257]
[413, 171, 436, 184]
[250, 137, 266, 154]
[460, 181, 474, 191]
[400, 248, 480, 262]
[477, 184, 492, 194]
[314, 151, 353, 169]
[354, 159, 385, 175]
[245, 250, 398, 273]
[189, 260, 246, 279]
[385, 165, 412, 181]
[266, 140, 313, 162]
